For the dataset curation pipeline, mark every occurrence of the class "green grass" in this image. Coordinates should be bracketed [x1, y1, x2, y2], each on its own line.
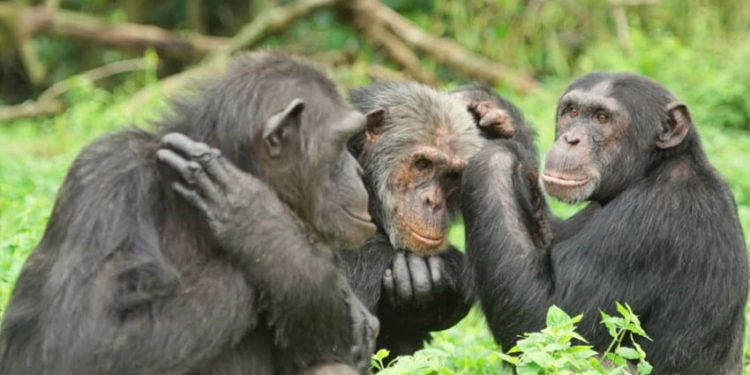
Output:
[1, 63, 749, 374]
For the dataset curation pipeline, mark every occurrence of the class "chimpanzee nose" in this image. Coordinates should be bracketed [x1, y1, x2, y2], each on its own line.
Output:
[563, 133, 580, 146]
[422, 188, 443, 211]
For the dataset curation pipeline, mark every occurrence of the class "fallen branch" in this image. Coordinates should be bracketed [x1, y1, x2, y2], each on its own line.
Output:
[0, 58, 148, 124]
[346, 0, 538, 93]
[212, 0, 342, 57]
[126, 0, 341, 110]
[351, 8, 438, 86]
[0, 3, 226, 59]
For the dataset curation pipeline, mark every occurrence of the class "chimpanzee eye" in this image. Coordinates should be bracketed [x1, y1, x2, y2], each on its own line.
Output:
[597, 112, 609, 124]
[569, 107, 579, 118]
[444, 172, 461, 196]
[414, 158, 432, 172]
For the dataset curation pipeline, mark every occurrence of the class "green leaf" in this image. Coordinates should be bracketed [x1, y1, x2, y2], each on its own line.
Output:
[516, 362, 543, 375]
[615, 302, 631, 320]
[373, 349, 390, 361]
[615, 347, 641, 360]
[626, 323, 651, 340]
[507, 346, 522, 354]
[496, 352, 519, 365]
[637, 360, 654, 375]
[546, 305, 572, 327]
[525, 351, 555, 368]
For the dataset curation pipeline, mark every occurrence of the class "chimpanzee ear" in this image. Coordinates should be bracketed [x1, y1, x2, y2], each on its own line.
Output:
[364, 108, 386, 144]
[657, 102, 691, 149]
[263, 98, 305, 158]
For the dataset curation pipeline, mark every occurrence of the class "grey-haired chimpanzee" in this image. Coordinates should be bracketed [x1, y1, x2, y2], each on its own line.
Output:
[462, 72, 748, 374]
[340, 82, 536, 357]
[0, 53, 379, 375]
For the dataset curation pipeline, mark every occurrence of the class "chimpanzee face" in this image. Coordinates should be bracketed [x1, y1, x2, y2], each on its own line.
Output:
[543, 81, 629, 204]
[543, 74, 692, 204]
[359, 106, 479, 256]
[309, 109, 377, 248]
[383, 142, 465, 255]
[258, 97, 376, 248]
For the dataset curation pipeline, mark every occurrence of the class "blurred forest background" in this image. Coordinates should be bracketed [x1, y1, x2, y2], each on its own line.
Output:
[0, 0, 749, 373]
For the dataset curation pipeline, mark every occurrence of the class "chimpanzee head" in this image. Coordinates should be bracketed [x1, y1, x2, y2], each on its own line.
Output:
[542, 72, 694, 204]
[349, 82, 483, 255]
[167, 52, 376, 247]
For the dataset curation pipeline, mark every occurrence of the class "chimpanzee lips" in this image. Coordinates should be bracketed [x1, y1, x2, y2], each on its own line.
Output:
[404, 222, 444, 248]
[342, 206, 376, 228]
[541, 172, 590, 187]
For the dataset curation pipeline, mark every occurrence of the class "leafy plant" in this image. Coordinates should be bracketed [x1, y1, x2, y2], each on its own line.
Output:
[496, 304, 652, 375]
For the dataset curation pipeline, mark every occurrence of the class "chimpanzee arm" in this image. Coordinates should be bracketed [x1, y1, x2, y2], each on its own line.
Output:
[49, 260, 256, 375]
[0, 133, 259, 375]
[340, 232, 394, 311]
[461, 142, 556, 345]
[157, 133, 376, 370]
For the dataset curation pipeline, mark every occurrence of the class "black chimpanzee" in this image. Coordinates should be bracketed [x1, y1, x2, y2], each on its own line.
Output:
[0, 52, 379, 375]
[462, 72, 748, 374]
[340, 82, 537, 357]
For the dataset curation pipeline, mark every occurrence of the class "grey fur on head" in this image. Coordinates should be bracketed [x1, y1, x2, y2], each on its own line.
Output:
[349, 81, 485, 250]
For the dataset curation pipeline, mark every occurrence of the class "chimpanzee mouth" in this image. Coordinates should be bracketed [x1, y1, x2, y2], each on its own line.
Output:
[342, 205, 375, 226]
[541, 172, 591, 187]
[404, 223, 444, 247]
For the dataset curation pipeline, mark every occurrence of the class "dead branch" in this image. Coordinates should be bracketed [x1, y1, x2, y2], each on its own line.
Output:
[346, 0, 538, 93]
[0, 0, 341, 121]
[212, 0, 343, 57]
[0, 58, 148, 124]
[0, 3, 226, 59]
[126, 0, 341, 111]
[351, 8, 438, 86]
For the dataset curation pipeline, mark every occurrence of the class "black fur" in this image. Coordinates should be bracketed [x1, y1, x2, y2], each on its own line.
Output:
[462, 73, 748, 374]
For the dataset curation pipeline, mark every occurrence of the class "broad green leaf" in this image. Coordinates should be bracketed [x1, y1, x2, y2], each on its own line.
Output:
[615, 347, 641, 360]
[546, 305, 571, 327]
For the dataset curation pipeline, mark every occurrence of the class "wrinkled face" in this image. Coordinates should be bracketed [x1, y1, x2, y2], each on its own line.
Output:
[542, 82, 630, 203]
[258, 98, 376, 248]
[385, 143, 464, 255]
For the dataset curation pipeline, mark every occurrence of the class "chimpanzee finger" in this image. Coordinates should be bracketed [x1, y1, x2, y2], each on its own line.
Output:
[161, 133, 232, 189]
[160, 133, 211, 158]
[383, 268, 396, 305]
[428, 256, 444, 292]
[407, 253, 432, 305]
[392, 253, 413, 303]
[171, 182, 209, 216]
[479, 109, 515, 138]
[156, 149, 219, 201]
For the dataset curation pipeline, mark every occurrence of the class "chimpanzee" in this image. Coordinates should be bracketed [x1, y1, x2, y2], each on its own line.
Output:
[462, 72, 748, 374]
[0, 52, 379, 375]
[340, 82, 536, 357]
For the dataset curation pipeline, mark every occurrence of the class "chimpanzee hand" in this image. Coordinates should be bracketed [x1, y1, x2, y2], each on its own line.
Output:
[380, 251, 469, 331]
[156, 132, 272, 245]
[452, 93, 515, 138]
[383, 252, 445, 309]
[342, 281, 379, 373]
[470, 101, 515, 138]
